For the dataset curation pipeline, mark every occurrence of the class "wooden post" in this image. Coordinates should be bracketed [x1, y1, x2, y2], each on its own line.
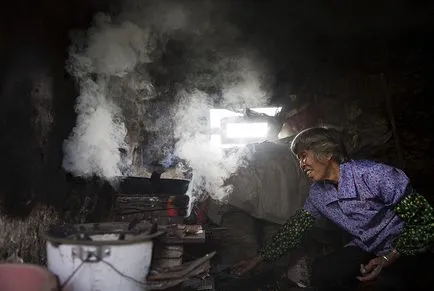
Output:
[380, 73, 405, 169]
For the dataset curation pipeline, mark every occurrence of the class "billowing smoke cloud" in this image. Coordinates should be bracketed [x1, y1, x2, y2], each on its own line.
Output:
[173, 55, 271, 208]
[63, 0, 273, 206]
[62, 78, 128, 178]
[221, 56, 271, 109]
[172, 90, 247, 208]
[63, 13, 155, 179]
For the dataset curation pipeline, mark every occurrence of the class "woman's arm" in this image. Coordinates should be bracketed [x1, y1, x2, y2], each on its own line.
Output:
[364, 164, 434, 255]
[232, 195, 321, 275]
[258, 208, 317, 263]
[393, 191, 434, 255]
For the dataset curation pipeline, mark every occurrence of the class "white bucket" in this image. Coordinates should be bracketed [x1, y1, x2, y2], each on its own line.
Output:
[45, 221, 163, 291]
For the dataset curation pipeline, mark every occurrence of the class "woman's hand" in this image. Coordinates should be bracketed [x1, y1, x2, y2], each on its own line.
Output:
[231, 255, 264, 276]
[357, 249, 400, 282]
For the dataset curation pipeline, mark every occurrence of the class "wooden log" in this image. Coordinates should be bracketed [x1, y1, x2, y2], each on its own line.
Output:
[153, 244, 184, 259]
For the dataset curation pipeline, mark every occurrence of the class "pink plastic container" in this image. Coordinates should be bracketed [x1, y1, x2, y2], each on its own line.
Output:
[0, 264, 58, 291]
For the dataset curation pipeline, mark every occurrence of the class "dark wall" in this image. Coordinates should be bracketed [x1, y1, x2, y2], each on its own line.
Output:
[0, 0, 118, 216]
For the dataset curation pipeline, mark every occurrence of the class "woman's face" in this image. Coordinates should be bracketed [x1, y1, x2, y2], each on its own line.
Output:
[297, 149, 333, 181]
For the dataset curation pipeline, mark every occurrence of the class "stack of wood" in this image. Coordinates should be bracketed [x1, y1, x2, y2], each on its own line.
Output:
[147, 224, 215, 290]
[114, 193, 189, 225]
[113, 176, 190, 225]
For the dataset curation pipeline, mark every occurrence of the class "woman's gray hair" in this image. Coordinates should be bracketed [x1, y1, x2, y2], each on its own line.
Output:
[290, 127, 349, 164]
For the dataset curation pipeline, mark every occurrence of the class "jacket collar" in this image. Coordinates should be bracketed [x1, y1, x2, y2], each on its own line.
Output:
[312, 161, 358, 205]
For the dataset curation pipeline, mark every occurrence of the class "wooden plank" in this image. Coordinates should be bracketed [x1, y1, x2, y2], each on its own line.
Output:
[152, 258, 183, 269]
[148, 252, 215, 281]
[147, 255, 214, 290]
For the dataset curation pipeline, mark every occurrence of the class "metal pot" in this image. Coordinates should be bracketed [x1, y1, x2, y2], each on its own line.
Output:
[45, 221, 164, 291]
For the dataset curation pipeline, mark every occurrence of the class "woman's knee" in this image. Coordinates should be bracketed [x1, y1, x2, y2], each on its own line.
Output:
[311, 250, 366, 287]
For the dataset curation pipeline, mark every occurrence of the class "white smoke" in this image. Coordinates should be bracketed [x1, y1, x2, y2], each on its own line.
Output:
[173, 91, 241, 209]
[173, 55, 271, 209]
[63, 13, 155, 179]
[63, 0, 273, 208]
[62, 79, 127, 178]
[221, 56, 271, 109]
[86, 19, 152, 76]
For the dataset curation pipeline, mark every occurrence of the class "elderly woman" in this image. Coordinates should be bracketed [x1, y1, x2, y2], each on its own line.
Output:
[232, 127, 434, 291]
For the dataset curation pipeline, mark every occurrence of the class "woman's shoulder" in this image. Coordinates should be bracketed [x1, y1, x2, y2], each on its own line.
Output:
[346, 159, 399, 173]
[348, 159, 409, 185]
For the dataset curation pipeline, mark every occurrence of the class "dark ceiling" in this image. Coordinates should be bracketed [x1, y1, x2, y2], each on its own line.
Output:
[2, 0, 433, 54]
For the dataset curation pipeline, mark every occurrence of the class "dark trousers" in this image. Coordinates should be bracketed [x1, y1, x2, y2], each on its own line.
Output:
[311, 246, 434, 291]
